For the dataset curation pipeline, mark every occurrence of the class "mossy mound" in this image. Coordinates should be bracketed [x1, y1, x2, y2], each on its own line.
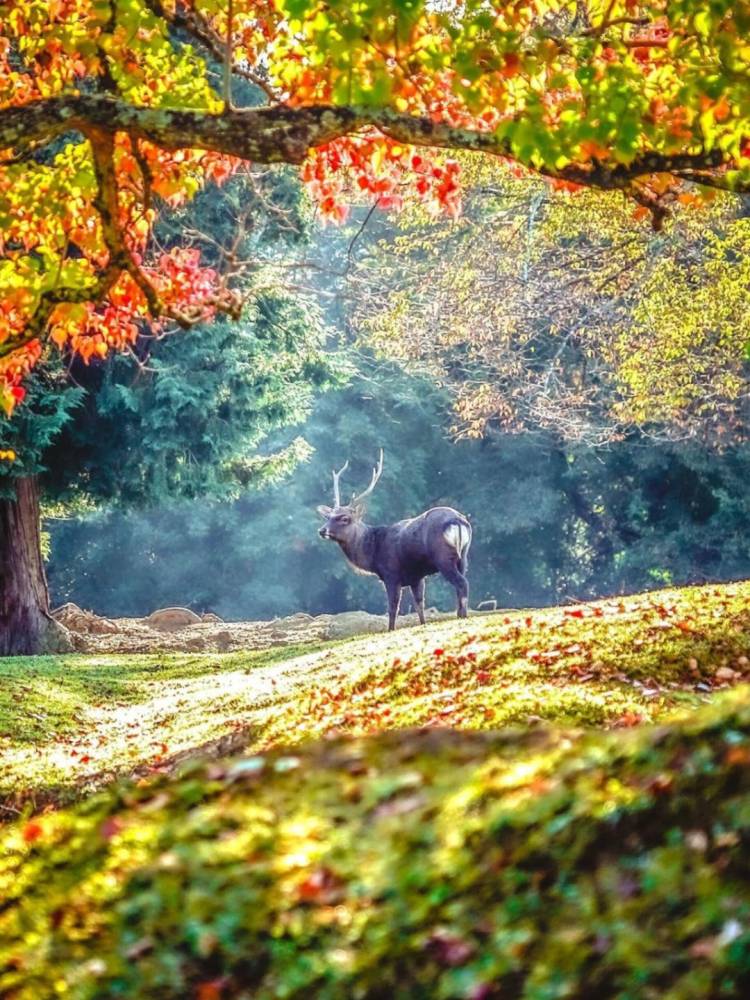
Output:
[3, 692, 750, 999]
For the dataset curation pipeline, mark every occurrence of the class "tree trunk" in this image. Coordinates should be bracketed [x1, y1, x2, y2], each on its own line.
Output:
[0, 476, 72, 656]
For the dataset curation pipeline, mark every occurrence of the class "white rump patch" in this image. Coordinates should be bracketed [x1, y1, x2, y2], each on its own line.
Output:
[443, 523, 470, 554]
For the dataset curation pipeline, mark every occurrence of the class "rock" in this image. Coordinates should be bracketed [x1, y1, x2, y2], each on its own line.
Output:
[145, 607, 202, 632]
[38, 617, 75, 653]
[477, 599, 497, 612]
[88, 617, 119, 635]
[324, 611, 388, 640]
[52, 602, 118, 635]
[215, 631, 233, 651]
[715, 665, 739, 683]
[201, 612, 223, 624]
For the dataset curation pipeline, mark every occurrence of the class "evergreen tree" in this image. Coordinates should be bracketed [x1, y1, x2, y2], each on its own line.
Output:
[0, 168, 340, 655]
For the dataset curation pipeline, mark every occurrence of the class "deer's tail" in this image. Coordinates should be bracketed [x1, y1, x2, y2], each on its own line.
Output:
[443, 519, 472, 572]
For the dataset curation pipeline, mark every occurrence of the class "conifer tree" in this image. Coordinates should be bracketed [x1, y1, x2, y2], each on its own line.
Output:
[0, 170, 339, 654]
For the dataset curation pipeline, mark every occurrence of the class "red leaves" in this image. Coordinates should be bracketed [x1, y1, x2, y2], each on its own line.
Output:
[100, 816, 124, 840]
[301, 139, 462, 223]
[297, 866, 344, 904]
[22, 821, 43, 844]
[500, 52, 521, 79]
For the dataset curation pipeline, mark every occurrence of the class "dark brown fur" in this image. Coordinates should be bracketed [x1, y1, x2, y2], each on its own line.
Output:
[318, 503, 472, 630]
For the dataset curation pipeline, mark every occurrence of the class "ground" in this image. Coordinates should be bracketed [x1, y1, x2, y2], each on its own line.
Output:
[3, 583, 750, 998]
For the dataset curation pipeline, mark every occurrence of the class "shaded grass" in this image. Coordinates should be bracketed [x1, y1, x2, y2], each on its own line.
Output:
[3, 581, 750, 814]
[3, 691, 750, 999]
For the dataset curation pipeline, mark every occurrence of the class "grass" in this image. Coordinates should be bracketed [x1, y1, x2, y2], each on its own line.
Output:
[3, 691, 750, 999]
[3, 581, 750, 815]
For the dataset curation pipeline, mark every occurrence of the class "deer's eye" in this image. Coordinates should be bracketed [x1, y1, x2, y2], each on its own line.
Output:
[338, 515, 350, 525]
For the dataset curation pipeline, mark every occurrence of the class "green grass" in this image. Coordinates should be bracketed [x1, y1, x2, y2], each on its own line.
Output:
[3, 690, 750, 999]
[4, 582, 750, 998]
[3, 581, 750, 814]
[0, 584, 750, 818]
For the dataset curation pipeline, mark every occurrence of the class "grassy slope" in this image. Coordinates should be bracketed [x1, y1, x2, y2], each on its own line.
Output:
[4, 583, 750, 997]
[4, 582, 750, 813]
[3, 692, 750, 998]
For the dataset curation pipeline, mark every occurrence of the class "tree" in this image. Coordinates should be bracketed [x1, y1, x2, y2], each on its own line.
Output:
[2, 0, 750, 414]
[45, 355, 750, 622]
[350, 166, 750, 443]
[0, 165, 340, 654]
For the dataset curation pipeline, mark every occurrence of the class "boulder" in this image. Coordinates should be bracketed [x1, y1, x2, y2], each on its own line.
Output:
[144, 607, 202, 632]
[324, 610, 388, 640]
[52, 602, 118, 635]
[215, 631, 233, 651]
[201, 612, 223, 624]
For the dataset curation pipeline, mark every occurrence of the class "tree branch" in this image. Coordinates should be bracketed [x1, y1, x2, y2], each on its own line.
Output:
[0, 94, 740, 195]
[87, 127, 164, 316]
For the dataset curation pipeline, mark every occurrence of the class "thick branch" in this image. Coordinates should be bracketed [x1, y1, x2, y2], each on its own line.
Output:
[0, 94, 741, 194]
[87, 127, 163, 316]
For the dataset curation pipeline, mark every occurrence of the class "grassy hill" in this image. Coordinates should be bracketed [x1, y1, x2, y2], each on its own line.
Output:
[3, 582, 750, 815]
[3, 583, 750, 997]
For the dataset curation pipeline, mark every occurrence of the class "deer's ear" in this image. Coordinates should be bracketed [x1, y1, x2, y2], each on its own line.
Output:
[317, 505, 333, 518]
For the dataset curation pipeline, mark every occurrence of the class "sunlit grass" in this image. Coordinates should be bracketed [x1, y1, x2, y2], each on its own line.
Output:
[3, 693, 750, 999]
[3, 580, 750, 814]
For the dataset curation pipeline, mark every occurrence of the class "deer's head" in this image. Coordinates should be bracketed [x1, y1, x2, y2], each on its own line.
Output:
[317, 450, 384, 543]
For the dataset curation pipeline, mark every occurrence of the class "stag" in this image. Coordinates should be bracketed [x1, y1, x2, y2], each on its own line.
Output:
[317, 450, 472, 630]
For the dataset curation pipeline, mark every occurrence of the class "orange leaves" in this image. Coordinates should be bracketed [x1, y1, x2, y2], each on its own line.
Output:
[614, 710, 644, 728]
[22, 820, 44, 844]
[297, 866, 344, 904]
[48, 296, 140, 365]
[196, 980, 226, 1000]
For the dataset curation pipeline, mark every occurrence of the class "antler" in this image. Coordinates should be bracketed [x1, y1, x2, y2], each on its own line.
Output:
[331, 459, 349, 507]
[350, 449, 384, 507]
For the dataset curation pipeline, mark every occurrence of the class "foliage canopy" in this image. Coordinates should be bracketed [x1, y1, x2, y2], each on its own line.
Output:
[2, 1, 750, 415]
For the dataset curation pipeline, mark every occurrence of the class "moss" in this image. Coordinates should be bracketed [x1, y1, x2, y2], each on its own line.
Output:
[3, 691, 750, 999]
[4, 582, 750, 814]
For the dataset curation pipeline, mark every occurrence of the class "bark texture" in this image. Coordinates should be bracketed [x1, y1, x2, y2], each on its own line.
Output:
[0, 477, 72, 656]
[0, 95, 734, 190]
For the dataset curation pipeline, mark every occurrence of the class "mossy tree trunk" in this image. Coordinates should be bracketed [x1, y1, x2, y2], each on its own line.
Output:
[0, 476, 71, 656]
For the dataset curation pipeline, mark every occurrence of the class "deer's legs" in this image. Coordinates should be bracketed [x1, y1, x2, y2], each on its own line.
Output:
[411, 579, 426, 625]
[440, 562, 469, 619]
[385, 581, 402, 631]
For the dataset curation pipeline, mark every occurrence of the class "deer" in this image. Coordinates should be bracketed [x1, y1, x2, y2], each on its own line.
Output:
[317, 450, 472, 631]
